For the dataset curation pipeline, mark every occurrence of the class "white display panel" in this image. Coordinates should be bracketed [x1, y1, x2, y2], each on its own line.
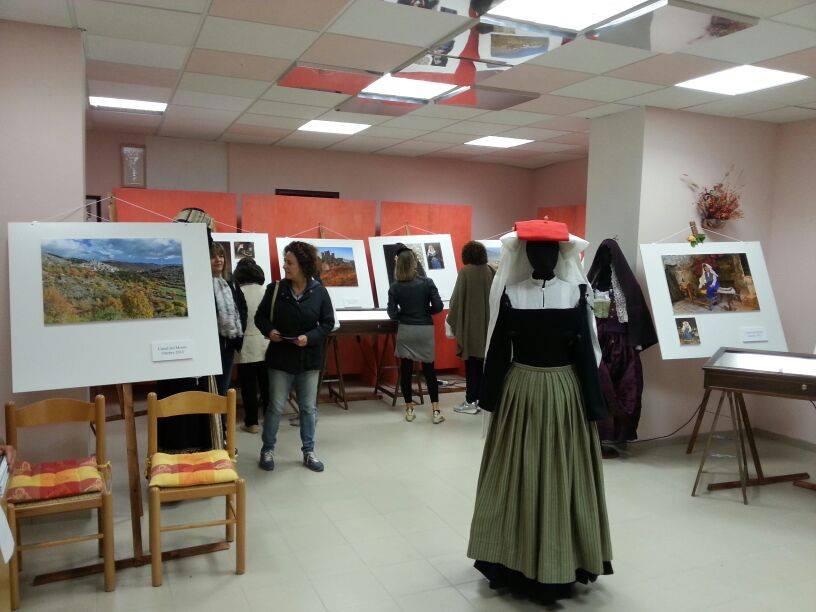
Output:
[275, 237, 374, 309]
[640, 241, 787, 360]
[211, 232, 272, 287]
[9, 222, 221, 392]
[368, 234, 458, 307]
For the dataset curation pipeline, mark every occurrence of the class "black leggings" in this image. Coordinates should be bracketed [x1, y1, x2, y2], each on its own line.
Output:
[399, 359, 439, 404]
[465, 357, 484, 404]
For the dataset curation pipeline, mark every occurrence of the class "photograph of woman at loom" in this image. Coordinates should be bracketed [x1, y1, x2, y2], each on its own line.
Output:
[661, 253, 760, 314]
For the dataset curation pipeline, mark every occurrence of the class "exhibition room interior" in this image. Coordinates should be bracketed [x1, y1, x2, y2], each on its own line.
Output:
[2, 0, 816, 610]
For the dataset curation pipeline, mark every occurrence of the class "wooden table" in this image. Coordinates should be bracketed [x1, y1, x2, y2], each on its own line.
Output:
[691, 347, 814, 504]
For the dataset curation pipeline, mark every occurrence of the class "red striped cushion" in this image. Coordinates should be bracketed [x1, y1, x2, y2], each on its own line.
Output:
[7, 456, 103, 503]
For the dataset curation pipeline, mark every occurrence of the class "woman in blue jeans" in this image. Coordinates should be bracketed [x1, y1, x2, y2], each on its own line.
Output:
[254, 241, 335, 473]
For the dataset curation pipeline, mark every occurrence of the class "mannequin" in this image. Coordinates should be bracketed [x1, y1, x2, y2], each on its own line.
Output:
[587, 239, 658, 455]
[467, 221, 612, 603]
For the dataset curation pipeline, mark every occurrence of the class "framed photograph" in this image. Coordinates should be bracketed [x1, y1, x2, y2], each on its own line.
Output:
[120, 144, 146, 188]
[212, 233, 272, 287]
[8, 222, 221, 393]
[640, 241, 786, 360]
[369, 234, 457, 308]
[275, 237, 374, 309]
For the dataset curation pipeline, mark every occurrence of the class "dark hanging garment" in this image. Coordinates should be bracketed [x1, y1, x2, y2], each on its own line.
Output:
[587, 239, 657, 443]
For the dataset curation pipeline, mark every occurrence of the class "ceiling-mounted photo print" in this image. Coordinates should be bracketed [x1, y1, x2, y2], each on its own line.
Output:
[41, 238, 187, 325]
[640, 241, 786, 360]
[369, 234, 458, 307]
[275, 237, 374, 309]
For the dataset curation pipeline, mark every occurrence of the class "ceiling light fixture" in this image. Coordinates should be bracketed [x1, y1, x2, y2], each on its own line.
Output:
[298, 120, 370, 135]
[676, 65, 808, 96]
[487, 0, 661, 31]
[465, 136, 534, 148]
[89, 96, 167, 114]
[362, 74, 461, 101]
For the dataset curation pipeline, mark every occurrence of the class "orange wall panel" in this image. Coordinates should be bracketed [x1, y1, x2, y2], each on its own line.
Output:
[112, 188, 237, 231]
[537, 204, 586, 239]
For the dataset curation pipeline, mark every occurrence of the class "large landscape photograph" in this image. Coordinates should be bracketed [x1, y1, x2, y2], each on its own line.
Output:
[317, 246, 358, 287]
[41, 238, 188, 325]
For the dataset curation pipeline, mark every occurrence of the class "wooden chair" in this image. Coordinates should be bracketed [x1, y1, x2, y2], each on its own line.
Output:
[4, 396, 115, 610]
[146, 389, 245, 587]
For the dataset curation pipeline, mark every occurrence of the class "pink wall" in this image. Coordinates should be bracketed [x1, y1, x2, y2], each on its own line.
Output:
[533, 158, 588, 207]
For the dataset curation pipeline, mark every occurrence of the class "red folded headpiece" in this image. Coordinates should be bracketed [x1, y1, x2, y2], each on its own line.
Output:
[514, 219, 569, 242]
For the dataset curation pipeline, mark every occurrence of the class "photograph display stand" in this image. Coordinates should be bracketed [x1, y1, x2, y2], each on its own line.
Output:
[212, 232, 272, 287]
[477, 239, 503, 268]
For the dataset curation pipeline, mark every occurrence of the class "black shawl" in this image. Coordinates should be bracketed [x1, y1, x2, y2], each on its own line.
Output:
[587, 238, 658, 351]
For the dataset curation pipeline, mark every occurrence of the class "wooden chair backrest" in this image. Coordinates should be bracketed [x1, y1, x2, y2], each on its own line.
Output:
[147, 389, 236, 460]
[4, 396, 107, 464]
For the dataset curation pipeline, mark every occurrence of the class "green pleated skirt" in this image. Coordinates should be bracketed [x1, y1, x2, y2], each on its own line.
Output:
[467, 363, 612, 585]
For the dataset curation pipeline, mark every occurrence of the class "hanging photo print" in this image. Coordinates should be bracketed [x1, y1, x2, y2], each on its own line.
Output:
[211, 233, 272, 287]
[478, 239, 502, 268]
[640, 241, 786, 360]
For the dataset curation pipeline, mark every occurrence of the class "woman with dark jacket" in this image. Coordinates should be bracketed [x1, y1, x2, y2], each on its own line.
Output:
[387, 247, 445, 424]
[255, 241, 335, 473]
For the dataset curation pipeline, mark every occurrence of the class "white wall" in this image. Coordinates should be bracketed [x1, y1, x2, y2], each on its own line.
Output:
[0, 20, 88, 459]
[146, 135, 228, 192]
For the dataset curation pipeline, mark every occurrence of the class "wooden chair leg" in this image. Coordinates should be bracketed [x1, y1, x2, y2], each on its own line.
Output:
[8, 504, 20, 610]
[226, 493, 235, 543]
[97, 506, 104, 558]
[101, 491, 116, 591]
[149, 487, 163, 587]
[236, 479, 246, 575]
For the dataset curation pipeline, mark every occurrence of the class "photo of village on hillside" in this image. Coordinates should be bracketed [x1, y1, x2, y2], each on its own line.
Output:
[317, 246, 359, 287]
[41, 238, 188, 325]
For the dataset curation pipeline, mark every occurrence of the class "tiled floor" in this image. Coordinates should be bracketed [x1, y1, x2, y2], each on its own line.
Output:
[16, 396, 816, 611]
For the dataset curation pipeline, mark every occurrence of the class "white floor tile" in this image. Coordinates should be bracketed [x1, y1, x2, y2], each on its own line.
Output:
[372, 558, 449, 596]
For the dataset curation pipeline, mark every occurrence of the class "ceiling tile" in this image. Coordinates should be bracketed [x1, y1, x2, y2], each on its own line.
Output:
[440, 121, 510, 136]
[511, 94, 601, 115]
[411, 104, 489, 120]
[684, 97, 783, 117]
[262, 86, 349, 108]
[0, 0, 72, 27]
[364, 125, 430, 139]
[88, 80, 172, 102]
[238, 114, 305, 130]
[317, 110, 393, 125]
[196, 16, 318, 59]
[381, 115, 460, 131]
[547, 132, 589, 146]
[380, 141, 455, 156]
[479, 65, 592, 94]
[529, 116, 590, 132]
[772, 3, 816, 30]
[515, 141, 580, 154]
[172, 90, 254, 112]
[701, 0, 812, 18]
[551, 77, 663, 102]
[159, 121, 227, 140]
[163, 105, 241, 125]
[498, 126, 569, 140]
[471, 110, 553, 126]
[436, 144, 486, 157]
[86, 61, 178, 88]
[248, 100, 325, 120]
[758, 47, 816, 78]
[743, 106, 816, 122]
[328, 136, 404, 153]
[276, 132, 349, 149]
[620, 86, 724, 110]
[85, 35, 189, 70]
[226, 123, 291, 138]
[685, 20, 816, 64]
[412, 132, 474, 145]
[328, 0, 471, 47]
[742, 77, 816, 107]
[73, 0, 201, 45]
[573, 103, 634, 119]
[529, 38, 654, 74]
[605, 53, 736, 86]
[300, 34, 422, 73]
[105, 0, 208, 12]
[185, 49, 290, 82]
[209, 0, 348, 32]
[88, 109, 162, 132]
[178, 72, 271, 98]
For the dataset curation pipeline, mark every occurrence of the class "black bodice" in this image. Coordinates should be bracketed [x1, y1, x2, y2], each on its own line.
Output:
[507, 306, 584, 368]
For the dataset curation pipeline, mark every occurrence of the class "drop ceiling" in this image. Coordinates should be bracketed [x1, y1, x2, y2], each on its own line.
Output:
[3, 0, 816, 168]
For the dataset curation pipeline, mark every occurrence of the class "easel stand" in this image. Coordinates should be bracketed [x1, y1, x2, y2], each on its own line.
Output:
[32, 383, 230, 585]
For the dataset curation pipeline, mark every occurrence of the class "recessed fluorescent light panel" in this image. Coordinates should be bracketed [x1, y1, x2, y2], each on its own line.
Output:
[298, 120, 370, 135]
[362, 74, 460, 101]
[88, 96, 166, 113]
[465, 136, 534, 148]
[487, 0, 659, 31]
[676, 65, 808, 96]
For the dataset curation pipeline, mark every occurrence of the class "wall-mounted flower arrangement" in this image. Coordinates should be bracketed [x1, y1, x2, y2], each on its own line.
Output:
[681, 166, 744, 230]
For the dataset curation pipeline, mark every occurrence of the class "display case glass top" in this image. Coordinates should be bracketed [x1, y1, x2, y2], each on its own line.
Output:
[710, 349, 816, 377]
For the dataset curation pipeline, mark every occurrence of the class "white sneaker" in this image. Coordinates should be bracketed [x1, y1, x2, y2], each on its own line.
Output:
[454, 401, 480, 415]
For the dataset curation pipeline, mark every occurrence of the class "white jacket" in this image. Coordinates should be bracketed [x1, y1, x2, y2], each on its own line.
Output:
[234, 283, 270, 364]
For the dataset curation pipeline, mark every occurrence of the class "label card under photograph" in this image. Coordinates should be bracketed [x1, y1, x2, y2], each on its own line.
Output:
[740, 326, 768, 343]
[152, 340, 195, 362]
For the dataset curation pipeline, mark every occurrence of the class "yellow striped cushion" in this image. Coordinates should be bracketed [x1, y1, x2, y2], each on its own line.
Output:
[7, 456, 103, 503]
[149, 450, 237, 488]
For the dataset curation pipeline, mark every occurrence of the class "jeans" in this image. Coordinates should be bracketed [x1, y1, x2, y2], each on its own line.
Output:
[217, 341, 236, 397]
[262, 369, 319, 454]
[399, 359, 439, 404]
[465, 357, 484, 404]
[237, 361, 269, 426]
